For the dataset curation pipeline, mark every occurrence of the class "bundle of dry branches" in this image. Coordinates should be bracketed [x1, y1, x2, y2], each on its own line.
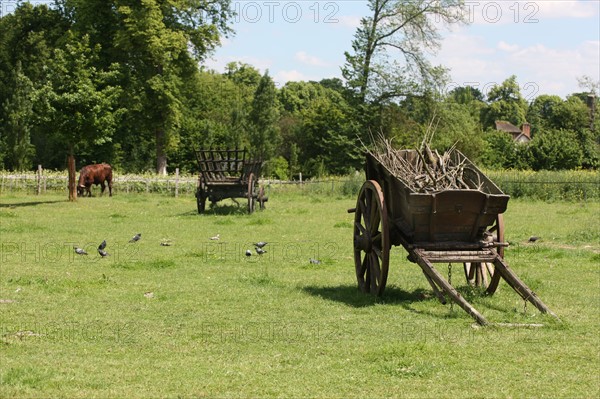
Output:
[365, 134, 481, 193]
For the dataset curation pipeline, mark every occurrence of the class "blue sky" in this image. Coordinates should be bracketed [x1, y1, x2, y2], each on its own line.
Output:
[205, 0, 600, 99]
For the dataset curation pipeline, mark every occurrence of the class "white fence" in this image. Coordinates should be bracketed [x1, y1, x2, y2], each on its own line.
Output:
[0, 169, 362, 197]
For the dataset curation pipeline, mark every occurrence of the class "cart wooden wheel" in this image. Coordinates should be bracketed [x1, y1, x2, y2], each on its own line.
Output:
[258, 186, 266, 210]
[463, 214, 504, 293]
[353, 180, 390, 296]
[247, 173, 255, 214]
[196, 178, 206, 214]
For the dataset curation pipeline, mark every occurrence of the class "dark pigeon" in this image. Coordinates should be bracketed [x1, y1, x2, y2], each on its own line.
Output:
[254, 242, 268, 248]
[245, 249, 252, 257]
[129, 233, 141, 243]
[528, 236, 540, 243]
[74, 246, 88, 255]
[255, 247, 267, 255]
[98, 240, 107, 250]
[98, 248, 110, 257]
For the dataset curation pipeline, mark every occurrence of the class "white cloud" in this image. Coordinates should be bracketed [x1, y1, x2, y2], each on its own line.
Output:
[536, 0, 599, 19]
[294, 51, 331, 67]
[468, 0, 598, 25]
[497, 41, 520, 52]
[274, 69, 311, 84]
[437, 31, 600, 98]
[335, 15, 362, 29]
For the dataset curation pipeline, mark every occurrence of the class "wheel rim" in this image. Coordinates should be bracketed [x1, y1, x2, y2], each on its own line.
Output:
[463, 214, 504, 293]
[353, 180, 390, 296]
[247, 173, 255, 214]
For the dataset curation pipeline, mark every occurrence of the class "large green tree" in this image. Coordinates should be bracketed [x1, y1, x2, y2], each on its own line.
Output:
[38, 34, 122, 200]
[481, 75, 529, 129]
[248, 71, 280, 160]
[58, 0, 234, 174]
[1, 62, 36, 170]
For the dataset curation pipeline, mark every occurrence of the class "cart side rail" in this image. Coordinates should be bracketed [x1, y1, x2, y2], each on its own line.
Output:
[195, 148, 248, 183]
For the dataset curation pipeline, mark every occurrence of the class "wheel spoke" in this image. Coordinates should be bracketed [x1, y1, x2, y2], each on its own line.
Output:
[359, 254, 368, 276]
[355, 221, 367, 235]
[372, 244, 383, 260]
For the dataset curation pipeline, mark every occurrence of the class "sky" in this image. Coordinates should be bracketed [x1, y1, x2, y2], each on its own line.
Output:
[204, 0, 600, 99]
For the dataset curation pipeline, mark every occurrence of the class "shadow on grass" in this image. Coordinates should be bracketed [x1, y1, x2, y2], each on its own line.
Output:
[178, 202, 261, 216]
[301, 284, 431, 308]
[0, 200, 64, 208]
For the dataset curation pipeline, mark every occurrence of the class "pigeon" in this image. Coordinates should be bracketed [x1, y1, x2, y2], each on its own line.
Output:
[98, 240, 107, 250]
[160, 241, 172, 247]
[210, 234, 220, 241]
[245, 249, 252, 257]
[98, 248, 110, 257]
[528, 236, 540, 243]
[255, 247, 267, 255]
[254, 242, 268, 248]
[129, 233, 141, 243]
[74, 246, 88, 255]
[309, 258, 322, 265]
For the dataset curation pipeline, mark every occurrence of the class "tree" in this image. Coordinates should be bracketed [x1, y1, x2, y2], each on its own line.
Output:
[248, 71, 280, 160]
[38, 34, 121, 200]
[0, 1, 70, 169]
[527, 94, 563, 135]
[342, 0, 469, 105]
[1, 62, 36, 170]
[481, 75, 529, 129]
[529, 129, 583, 170]
[59, 0, 234, 174]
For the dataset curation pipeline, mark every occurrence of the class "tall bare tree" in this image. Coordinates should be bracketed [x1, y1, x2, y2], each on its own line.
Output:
[342, 0, 469, 104]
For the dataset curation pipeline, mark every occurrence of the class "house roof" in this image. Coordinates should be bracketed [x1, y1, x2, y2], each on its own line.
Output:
[495, 121, 522, 133]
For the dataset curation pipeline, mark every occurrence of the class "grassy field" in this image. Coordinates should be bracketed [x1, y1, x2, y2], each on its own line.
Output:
[1, 189, 599, 398]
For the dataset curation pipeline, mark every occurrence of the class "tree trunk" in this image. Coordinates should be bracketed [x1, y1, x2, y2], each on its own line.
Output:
[68, 154, 77, 201]
[156, 127, 167, 175]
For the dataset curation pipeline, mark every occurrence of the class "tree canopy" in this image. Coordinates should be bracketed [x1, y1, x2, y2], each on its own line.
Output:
[0, 0, 598, 178]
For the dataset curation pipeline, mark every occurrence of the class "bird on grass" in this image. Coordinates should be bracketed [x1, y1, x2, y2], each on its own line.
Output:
[245, 249, 252, 257]
[98, 248, 110, 258]
[528, 236, 540, 243]
[309, 258, 322, 265]
[254, 241, 267, 248]
[255, 247, 267, 255]
[210, 234, 220, 241]
[129, 233, 141, 243]
[74, 246, 88, 255]
[98, 240, 107, 251]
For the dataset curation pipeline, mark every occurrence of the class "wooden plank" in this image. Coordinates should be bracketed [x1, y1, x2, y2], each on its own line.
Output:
[413, 248, 489, 325]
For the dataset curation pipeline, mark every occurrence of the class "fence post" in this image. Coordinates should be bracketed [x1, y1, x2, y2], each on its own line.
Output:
[175, 168, 179, 198]
[36, 165, 43, 195]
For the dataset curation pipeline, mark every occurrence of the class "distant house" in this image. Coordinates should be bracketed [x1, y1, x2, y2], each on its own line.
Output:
[495, 121, 531, 143]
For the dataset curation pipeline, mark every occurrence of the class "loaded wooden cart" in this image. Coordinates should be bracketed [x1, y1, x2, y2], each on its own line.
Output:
[348, 143, 558, 325]
[195, 148, 267, 214]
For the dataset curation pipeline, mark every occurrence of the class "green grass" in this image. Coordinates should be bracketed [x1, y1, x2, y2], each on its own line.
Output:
[0, 190, 599, 398]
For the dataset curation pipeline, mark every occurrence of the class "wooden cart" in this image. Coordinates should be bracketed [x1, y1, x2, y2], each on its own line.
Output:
[195, 148, 267, 214]
[348, 150, 558, 325]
